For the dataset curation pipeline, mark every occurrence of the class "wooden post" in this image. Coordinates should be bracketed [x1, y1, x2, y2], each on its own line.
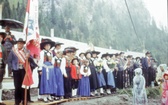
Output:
[24, 58, 28, 105]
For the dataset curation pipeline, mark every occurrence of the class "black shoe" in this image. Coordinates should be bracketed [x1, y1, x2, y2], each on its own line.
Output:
[54, 97, 59, 101]
[100, 93, 106, 96]
[38, 98, 43, 101]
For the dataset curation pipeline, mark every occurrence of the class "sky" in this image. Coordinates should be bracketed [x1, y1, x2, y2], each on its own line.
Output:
[143, 0, 167, 28]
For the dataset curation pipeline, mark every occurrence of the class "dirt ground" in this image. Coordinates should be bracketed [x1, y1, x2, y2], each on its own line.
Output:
[60, 94, 161, 105]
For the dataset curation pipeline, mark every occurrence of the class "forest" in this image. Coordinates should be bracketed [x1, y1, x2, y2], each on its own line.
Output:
[0, 0, 168, 64]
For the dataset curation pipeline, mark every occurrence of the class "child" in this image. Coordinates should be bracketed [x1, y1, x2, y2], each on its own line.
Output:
[78, 60, 91, 97]
[132, 68, 147, 105]
[71, 58, 81, 97]
[162, 71, 168, 105]
[52, 51, 64, 100]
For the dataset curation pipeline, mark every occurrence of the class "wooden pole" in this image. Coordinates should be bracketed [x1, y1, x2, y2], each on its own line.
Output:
[24, 58, 28, 105]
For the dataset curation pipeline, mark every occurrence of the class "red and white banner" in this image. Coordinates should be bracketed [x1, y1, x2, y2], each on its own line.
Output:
[23, 0, 40, 57]
[22, 0, 40, 87]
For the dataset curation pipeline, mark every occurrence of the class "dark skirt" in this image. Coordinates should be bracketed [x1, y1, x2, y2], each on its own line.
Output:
[118, 70, 124, 89]
[54, 67, 64, 96]
[113, 70, 120, 88]
[77, 76, 90, 97]
[89, 65, 100, 91]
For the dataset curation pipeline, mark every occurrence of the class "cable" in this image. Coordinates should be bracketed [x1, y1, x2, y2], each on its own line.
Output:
[124, 0, 144, 50]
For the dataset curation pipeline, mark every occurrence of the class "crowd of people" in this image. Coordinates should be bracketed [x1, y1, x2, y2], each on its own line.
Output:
[0, 26, 167, 105]
[34, 38, 157, 104]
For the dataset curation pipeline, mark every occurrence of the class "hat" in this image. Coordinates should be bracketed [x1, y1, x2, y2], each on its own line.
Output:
[79, 52, 85, 56]
[127, 55, 132, 58]
[119, 52, 125, 55]
[145, 51, 151, 55]
[110, 54, 115, 57]
[163, 71, 168, 79]
[102, 53, 111, 57]
[55, 42, 64, 46]
[65, 47, 78, 52]
[0, 32, 6, 39]
[91, 51, 100, 55]
[40, 38, 55, 50]
[135, 57, 141, 60]
[64, 48, 74, 54]
[16, 38, 26, 44]
[115, 53, 119, 57]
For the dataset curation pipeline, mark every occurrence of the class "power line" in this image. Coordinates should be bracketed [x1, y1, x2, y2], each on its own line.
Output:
[124, 0, 144, 50]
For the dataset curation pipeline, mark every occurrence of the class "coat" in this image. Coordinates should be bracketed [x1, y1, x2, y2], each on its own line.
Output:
[71, 64, 82, 79]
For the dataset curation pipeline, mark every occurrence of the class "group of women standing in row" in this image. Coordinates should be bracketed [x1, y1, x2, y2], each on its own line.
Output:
[37, 38, 116, 103]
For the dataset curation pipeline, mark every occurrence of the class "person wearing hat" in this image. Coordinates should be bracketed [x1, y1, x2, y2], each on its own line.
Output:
[61, 48, 74, 98]
[85, 51, 100, 96]
[110, 54, 120, 90]
[78, 52, 86, 66]
[65, 47, 78, 59]
[70, 58, 81, 97]
[92, 51, 106, 95]
[102, 53, 116, 94]
[141, 51, 151, 87]
[8, 38, 32, 105]
[52, 42, 63, 56]
[0, 32, 7, 105]
[51, 42, 64, 100]
[37, 38, 56, 103]
[51, 50, 64, 100]
[77, 59, 91, 97]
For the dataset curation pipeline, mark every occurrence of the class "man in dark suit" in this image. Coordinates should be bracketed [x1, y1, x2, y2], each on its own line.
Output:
[141, 51, 151, 87]
[8, 38, 30, 105]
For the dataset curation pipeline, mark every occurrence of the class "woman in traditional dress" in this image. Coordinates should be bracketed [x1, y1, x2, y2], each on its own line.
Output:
[85, 52, 100, 96]
[103, 53, 115, 94]
[52, 50, 64, 100]
[38, 38, 57, 103]
[78, 60, 91, 97]
[132, 68, 148, 105]
[92, 51, 106, 95]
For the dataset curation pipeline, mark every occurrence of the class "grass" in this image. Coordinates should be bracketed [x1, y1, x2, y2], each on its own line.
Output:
[116, 86, 161, 99]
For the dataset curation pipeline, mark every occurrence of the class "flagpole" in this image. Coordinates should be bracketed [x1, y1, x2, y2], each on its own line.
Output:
[23, 0, 40, 104]
[24, 0, 30, 104]
[24, 58, 28, 105]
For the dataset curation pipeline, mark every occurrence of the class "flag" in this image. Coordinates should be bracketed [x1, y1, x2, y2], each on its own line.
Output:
[23, 0, 40, 57]
[22, 0, 40, 87]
